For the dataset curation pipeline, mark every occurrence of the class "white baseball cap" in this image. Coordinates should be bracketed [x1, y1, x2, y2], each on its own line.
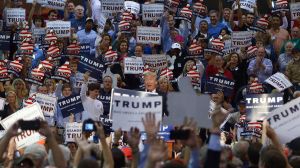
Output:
[171, 43, 181, 50]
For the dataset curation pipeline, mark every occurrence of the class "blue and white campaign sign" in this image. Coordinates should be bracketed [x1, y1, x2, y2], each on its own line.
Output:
[158, 125, 173, 141]
[206, 76, 235, 96]
[245, 93, 283, 121]
[0, 32, 11, 51]
[79, 43, 90, 56]
[77, 55, 104, 81]
[267, 97, 300, 144]
[58, 94, 84, 118]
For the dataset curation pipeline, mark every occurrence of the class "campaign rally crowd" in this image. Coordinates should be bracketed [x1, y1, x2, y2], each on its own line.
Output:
[1, 0, 300, 167]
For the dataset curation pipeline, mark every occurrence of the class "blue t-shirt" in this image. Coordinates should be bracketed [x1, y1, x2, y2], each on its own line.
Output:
[208, 22, 228, 39]
[70, 16, 86, 32]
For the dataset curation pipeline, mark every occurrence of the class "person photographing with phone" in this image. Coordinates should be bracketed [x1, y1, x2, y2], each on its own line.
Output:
[81, 72, 104, 121]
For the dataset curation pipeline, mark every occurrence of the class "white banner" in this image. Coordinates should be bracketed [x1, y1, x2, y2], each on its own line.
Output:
[233, 0, 256, 12]
[222, 47, 240, 56]
[136, 26, 161, 45]
[124, 57, 144, 74]
[231, 31, 253, 47]
[0, 103, 45, 130]
[36, 93, 57, 117]
[74, 73, 97, 89]
[6, 8, 26, 26]
[265, 72, 293, 92]
[46, 21, 71, 37]
[111, 95, 162, 131]
[267, 97, 300, 144]
[142, 4, 164, 21]
[65, 122, 82, 142]
[290, 3, 300, 20]
[124, 1, 140, 14]
[44, 0, 66, 10]
[142, 54, 167, 70]
[33, 28, 46, 36]
[101, 0, 124, 18]
[14, 130, 45, 150]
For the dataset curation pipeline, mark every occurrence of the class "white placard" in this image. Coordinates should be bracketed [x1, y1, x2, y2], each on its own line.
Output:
[46, 21, 71, 37]
[44, 0, 66, 10]
[36, 93, 57, 117]
[0, 97, 5, 111]
[142, 4, 164, 21]
[74, 73, 97, 89]
[6, 8, 26, 26]
[111, 95, 162, 131]
[101, 0, 124, 18]
[0, 103, 45, 130]
[265, 72, 293, 92]
[26, 0, 33, 3]
[136, 26, 161, 45]
[290, 3, 300, 20]
[124, 57, 144, 74]
[142, 54, 167, 70]
[33, 28, 46, 36]
[124, 1, 140, 14]
[65, 122, 82, 142]
[231, 31, 253, 47]
[267, 97, 300, 144]
[233, 0, 256, 12]
[14, 130, 45, 150]
[98, 15, 107, 33]
[222, 47, 240, 56]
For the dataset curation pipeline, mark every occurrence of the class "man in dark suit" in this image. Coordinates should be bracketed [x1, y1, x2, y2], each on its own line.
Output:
[144, 71, 169, 116]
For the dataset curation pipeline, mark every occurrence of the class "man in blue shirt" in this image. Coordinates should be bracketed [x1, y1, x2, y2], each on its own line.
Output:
[77, 18, 97, 56]
[208, 10, 228, 39]
[247, 47, 273, 82]
[70, 4, 92, 32]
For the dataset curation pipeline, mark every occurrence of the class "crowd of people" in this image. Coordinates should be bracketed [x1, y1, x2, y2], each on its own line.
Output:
[0, 0, 300, 167]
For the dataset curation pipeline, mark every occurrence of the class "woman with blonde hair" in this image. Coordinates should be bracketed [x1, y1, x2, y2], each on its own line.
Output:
[45, 78, 56, 96]
[0, 91, 20, 120]
[158, 77, 174, 93]
[12, 78, 29, 106]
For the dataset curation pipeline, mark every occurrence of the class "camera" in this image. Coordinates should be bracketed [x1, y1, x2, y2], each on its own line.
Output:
[82, 119, 96, 132]
[19, 119, 41, 130]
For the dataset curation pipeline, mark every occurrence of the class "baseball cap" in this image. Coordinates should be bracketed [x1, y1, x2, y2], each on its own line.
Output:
[86, 17, 94, 23]
[171, 43, 181, 50]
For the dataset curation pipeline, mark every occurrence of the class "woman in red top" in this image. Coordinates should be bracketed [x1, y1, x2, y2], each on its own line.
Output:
[206, 55, 233, 79]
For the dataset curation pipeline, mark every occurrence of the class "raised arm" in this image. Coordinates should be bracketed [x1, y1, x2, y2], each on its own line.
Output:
[95, 122, 114, 168]
[39, 121, 67, 168]
[28, 0, 37, 28]
[80, 72, 90, 101]
[237, 0, 243, 28]
[127, 127, 140, 168]
[86, 0, 92, 18]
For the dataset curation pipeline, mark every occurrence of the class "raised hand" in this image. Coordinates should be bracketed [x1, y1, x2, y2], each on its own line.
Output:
[127, 127, 141, 149]
[181, 117, 199, 149]
[83, 72, 90, 82]
[142, 113, 160, 143]
[211, 106, 229, 130]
